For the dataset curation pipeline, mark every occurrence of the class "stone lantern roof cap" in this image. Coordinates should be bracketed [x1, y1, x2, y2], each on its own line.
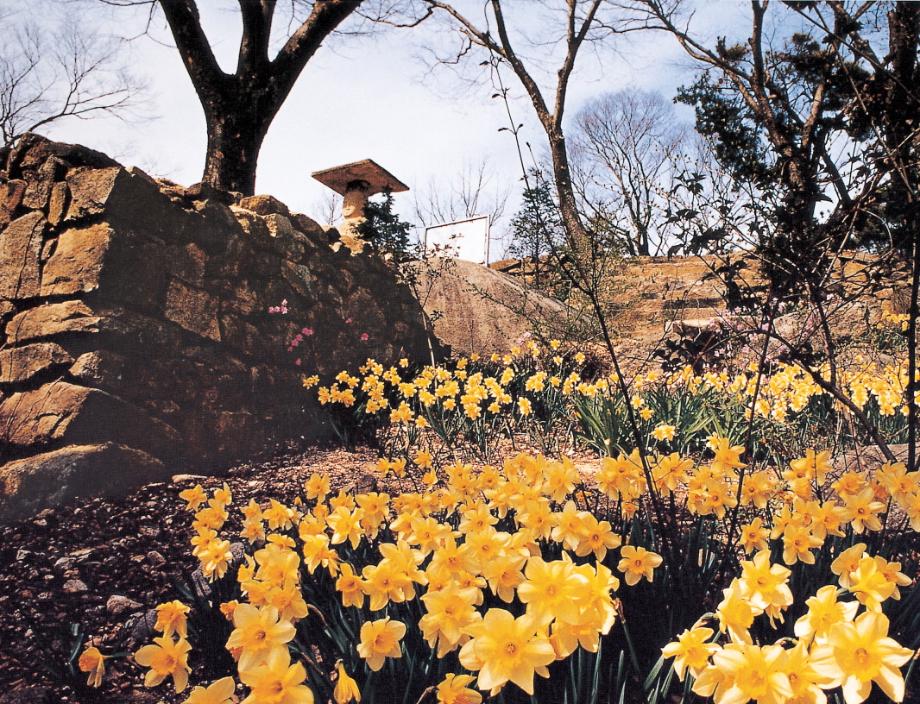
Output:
[311, 159, 409, 196]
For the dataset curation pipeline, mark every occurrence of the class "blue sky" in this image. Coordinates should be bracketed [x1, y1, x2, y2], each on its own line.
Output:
[13, 0, 756, 250]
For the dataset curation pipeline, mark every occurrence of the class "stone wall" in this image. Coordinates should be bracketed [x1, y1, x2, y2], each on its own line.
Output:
[0, 135, 432, 521]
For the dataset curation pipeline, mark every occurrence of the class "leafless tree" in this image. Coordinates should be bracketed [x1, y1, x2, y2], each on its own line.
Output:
[571, 88, 691, 256]
[0, 16, 141, 149]
[312, 190, 342, 227]
[98, 0, 375, 195]
[413, 158, 510, 235]
[416, 1, 683, 561]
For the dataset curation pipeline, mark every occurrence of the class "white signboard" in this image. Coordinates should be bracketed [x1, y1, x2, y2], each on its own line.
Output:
[423, 215, 492, 263]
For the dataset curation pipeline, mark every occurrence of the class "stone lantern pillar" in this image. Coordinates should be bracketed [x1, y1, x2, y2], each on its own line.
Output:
[312, 160, 409, 254]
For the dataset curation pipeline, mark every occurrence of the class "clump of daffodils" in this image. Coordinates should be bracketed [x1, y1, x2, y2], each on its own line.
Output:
[128, 413, 916, 703]
[664, 550, 914, 704]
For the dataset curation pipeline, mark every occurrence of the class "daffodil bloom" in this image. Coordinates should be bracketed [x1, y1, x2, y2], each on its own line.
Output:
[841, 488, 886, 534]
[226, 604, 296, 671]
[709, 643, 792, 704]
[182, 677, 237, 704]
[716, 579, 757, 644]
[304, 473, 330, 501]
[77, 645, 106, 688]
[661, 626, 718, 681]
[739, 517, 770, 553]
[179, 484, 207, 511]
[517, 555, 586, 625]
[652, 423, 676, 442]
[357, 617, 406, 671]
[738, 550, 792, 622]
[574, 513, 621, 561]
[458, 608, 555, 696]
[155, 600, 190, 638]
[436, 673, 483, 704]
[617, 545, 663, 586]
[327, 506, 365, 549]
[134, 635, 192, 692]
[420, 585, 481, 656]
[239, 648, 313, 704]
[780, 641, 833, 704]
[333, 660, 361, 703]
[846, 556, 897, 611]
[335, 563, 365, 609]
[831, 543, 867, 588]
[810, 611, 913, 704]
[709, 436, 746, 473]
[793, 585, 858, 643]
[781, 523, 823, 565]
[788, 449, 833, 483]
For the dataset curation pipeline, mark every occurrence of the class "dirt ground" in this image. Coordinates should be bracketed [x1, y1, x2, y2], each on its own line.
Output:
[0, 445, 380, 704]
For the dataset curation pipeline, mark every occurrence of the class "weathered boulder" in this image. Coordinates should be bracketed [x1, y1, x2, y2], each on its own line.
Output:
[40, 222, 112, 296]
[0, 179, 26, 229]
[238, 193, 289, 217]
[0, 342, 73, 384]
[0, 211, 46, 299]
[164, 279, 221, 341]
[408, 257, 575, 354]
[0, 381, 181, 459]
[0, 443, 168, 523]
[5, 300, 101, 343]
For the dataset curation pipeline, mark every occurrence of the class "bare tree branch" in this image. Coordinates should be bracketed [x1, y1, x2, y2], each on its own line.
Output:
[0, 15, 144, 148]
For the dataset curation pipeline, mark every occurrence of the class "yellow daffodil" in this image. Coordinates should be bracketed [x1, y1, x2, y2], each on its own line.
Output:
[134, 635, 192, 692]
[226, 604, 296, 671]
[810, 611, 913, 704]
[617, 545, 662, 586]
[77, 645, 106, 688]
[436, 673, 482, 704]
[239, 648, 313, 704]
[357, 618, 406, 671]
[333, 660, 361, 703]
[155, 600, 191, 639]
[182, 677, 237, 704]
[661, 626, 718, 681]
[458, 608, 555, 696]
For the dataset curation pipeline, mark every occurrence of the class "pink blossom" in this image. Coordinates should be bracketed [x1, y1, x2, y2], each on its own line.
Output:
[294, 358, 301, 366]
[345, 317, 353, 325]
[302, 327, 314, 336]
[269, 299, 289, 315]
[360, 332, 369, 342]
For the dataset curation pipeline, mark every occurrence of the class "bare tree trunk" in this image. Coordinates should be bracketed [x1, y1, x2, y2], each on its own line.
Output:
[157, 0, 362, 195]
[202, 104, 270, 194]
[547, 131, 592, 254]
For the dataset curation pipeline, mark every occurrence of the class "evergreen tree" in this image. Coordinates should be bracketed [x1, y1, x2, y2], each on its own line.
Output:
[358, 190, 413, 256]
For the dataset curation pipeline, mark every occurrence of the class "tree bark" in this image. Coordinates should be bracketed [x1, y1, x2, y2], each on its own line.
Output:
[202, 98, 270, 194]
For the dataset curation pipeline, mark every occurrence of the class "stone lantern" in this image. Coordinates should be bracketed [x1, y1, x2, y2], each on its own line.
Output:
[311, 159, 408, 254]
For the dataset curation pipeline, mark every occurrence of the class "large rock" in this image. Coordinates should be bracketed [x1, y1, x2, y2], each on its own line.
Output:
[0, 382, 181, 460]
[5, 300, 101, 343]
[408, 257, 574, 354]
[0, 179, 26, 229]
[0, 211, 46, 299]
[5, 132, 118, 176]
[40, 222, 112, 295]
[164, 279, 221, 341]
[0, 343, 73, 384]
[0, 443, 167, 523]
